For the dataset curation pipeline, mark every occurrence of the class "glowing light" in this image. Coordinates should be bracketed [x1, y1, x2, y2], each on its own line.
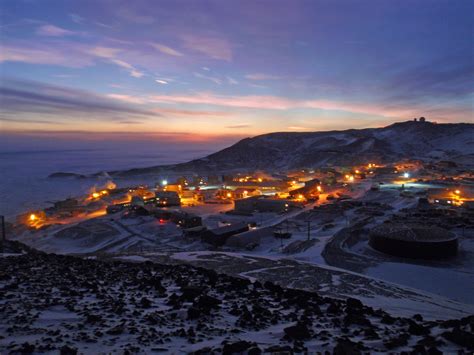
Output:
[92, 192, 100, 198]
[403, 172, 410, 178]
[227, 192, 232, 198]
[162, 180, 168, 186]
[454, 190, 461, 195]
[29, 214, 36, 221]
[317, 185, 322, 192]
[355, 170, 360, 174]
[258, 178, 262, 182]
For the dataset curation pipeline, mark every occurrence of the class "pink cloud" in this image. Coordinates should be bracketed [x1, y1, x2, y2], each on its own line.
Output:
[148, 92, 449, 119]
[0, 42, 94, 67]
[149, 42, 183, 57]
[106, 94, 146, 104]
[245, 73, 282, 80]
[180, 34, 232, 61]
[36, 24, 76, 37]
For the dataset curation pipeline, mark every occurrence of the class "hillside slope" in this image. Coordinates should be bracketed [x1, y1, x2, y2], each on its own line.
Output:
[113, 120, 474, 175]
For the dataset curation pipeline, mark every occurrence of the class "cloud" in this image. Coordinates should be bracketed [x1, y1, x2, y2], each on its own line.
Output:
[88, 46, 121, 58]
[130, 69, 144, 78]
[154, 108, 234, 118]
[148, 92, 457, 119]
[150, 93, 295, 109]
[106, 94, 146, 104]
[245, 73, 282, 81]
[287, 126, 309, 130]
[118, 120, 144, 124]
[155, 79, 168, 84]
[110, 59, 144, 78]
[36, 24, 76, 37]
[149, 43, 183, 57]
[69, 14, 85, 24]
[226, 124, 251, 128]
[115, 6, 155, 24]
[0, 78, 156, 121]
[0, 42, 94, 67]
[193, 72, 221, 85]
[227, 76, 239, 85]
[180, 34, 232, 61]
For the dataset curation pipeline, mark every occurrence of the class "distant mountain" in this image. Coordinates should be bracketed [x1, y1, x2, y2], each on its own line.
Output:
[113, 121, 474, 175]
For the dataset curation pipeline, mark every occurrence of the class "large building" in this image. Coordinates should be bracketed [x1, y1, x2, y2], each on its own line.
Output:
[234, 196, 304, 214]
[368, 223, 458, 259]
[155, 191, 181, 207]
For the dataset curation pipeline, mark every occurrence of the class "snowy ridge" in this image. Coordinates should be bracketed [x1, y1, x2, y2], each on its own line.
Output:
[114, 121, 474, 175]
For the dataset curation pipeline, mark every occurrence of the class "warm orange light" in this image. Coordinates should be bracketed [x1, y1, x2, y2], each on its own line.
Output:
[29, 214, 36, 221]
[258, 178, 262, 182]
[454, 190, 461, 195]
[227, 192, 232, 198]
[92, 192, 100, 198]
[317, 185, 322, 192]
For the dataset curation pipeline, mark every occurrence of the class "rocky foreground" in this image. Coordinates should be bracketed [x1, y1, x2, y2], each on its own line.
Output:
[1, 251, 473, 354]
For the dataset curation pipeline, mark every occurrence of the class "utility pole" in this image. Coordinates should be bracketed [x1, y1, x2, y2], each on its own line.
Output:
[0, 215, 5, 242]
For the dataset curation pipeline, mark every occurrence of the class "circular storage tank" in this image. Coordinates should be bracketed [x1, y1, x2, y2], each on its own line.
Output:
[369, 223, 458, 259]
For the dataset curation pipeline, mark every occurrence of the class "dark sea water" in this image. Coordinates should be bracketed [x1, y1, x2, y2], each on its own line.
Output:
[0, 142, 221, 219]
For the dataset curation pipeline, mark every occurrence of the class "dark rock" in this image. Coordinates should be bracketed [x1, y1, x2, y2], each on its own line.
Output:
[333, 338, 361, 355]
[60, 345, 78, 355]
[408, 320, 429, 336]
[188, 307, 201, 320]
[442, 329, 474, 349]
[106, 324, 124, 335]
[181, 286, 206, 301]
[196, 295, 221, 312]
[284, 322, 311, 340]
[346, 298, 363, 309]
[264, 345, 293, 353]
[222, 340, 254, 354]
[140, 297, 152, 308]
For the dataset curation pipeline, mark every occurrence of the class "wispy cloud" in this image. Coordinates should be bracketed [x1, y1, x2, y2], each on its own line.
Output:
[69, 13, 85, 24]
[245, 73, 282, 81]
[227, 76, 239, 85]
[115, 6, 155, 24]
[180, 34, 232, 61]
[193, 72, 222, 85]
[287, 126, 309, 131]
[0, 78, 156, 120]
[148, 92, 457, 119]
[110, 59, 144, 78]
[149, 42, 183, 57]
[106, 94, 146, 104]
[0, 42, 94, 67]
[226, 124, 251, 128]
[88, 46, 121, 58]
[36, 24, 76, 37]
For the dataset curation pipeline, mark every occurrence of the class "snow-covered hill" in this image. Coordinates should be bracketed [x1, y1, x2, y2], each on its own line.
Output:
[114, 120, 474, 175]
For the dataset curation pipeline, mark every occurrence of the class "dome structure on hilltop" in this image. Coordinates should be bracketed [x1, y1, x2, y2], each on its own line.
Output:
[369, 223, 458, 259]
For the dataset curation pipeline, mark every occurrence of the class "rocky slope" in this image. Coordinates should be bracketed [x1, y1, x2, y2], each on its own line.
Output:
[113, 120, 474, 176]
[1, 252, 473, 353]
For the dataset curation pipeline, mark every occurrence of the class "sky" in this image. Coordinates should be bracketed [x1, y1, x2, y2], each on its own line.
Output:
[0, 0, 473, 148]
